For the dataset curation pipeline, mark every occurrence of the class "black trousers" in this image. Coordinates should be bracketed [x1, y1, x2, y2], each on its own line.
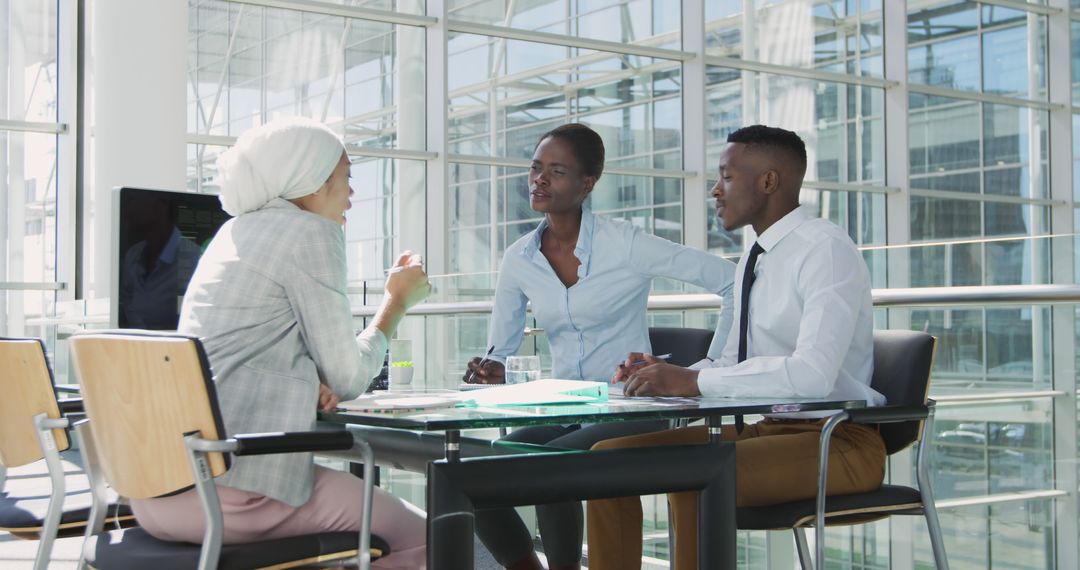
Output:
[473, 419, 669, 566]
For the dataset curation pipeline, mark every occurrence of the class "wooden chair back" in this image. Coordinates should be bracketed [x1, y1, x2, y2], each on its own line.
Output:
[0, 338, 68, 468]
[68, 332, 228, 499]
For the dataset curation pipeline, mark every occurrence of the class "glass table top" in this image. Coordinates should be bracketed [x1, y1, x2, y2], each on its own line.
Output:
[319, 391, 867, 431]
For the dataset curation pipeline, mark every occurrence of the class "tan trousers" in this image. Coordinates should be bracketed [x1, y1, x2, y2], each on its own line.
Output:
[586, 419, 886, 570]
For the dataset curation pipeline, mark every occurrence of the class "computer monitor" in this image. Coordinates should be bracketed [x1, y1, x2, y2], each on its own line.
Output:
[110, 187, 231, 330]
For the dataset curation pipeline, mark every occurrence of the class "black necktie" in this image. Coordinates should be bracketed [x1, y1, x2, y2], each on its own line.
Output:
[737, 242, 764, 363]
[734, 242, 763, 435]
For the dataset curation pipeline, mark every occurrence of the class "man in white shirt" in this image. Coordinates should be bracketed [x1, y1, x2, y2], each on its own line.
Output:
[587, 125, 887, 570]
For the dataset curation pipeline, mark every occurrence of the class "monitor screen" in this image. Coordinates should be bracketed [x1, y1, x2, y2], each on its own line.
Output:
[111, 187, 231, 330]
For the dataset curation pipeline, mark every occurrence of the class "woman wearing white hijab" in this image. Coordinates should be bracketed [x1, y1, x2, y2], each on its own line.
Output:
[128, 117, 429, 568]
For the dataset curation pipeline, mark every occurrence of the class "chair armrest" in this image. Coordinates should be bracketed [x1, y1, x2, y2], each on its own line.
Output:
[846, 405, 929, 425]
[233, 431, 356, 456]
[57, 397, 84, 414]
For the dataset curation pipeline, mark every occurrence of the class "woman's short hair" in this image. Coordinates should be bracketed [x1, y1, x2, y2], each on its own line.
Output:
[535, 123, 605, 179]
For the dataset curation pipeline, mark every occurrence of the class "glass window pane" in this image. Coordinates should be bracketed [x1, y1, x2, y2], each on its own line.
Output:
[189, 0, 425, 150]
[705, 68, 886, 186]
[910, 94, 1049, 200]
[1, 132, 59, 335]
[981, 9, 1047, 98]
[187, 143, 230, 193]
[1074, 114, 1080, 202]
[447, 0, 680, 48]
[0, 0, 57, 122]
[448, 33, 681, 167]
[705, 0, 884, 77]
[908, 1, 1048, 100]
[909, 94, 980, 179]
[1073, 21, 1080, 105]
[913, 499, 1055, 569]
[346, 158, 425, 282]
[909, 307, 1052, 395]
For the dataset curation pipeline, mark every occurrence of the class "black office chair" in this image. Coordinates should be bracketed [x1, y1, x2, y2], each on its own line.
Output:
[736, 329, 947, 569]
[0, 337, 134, 570]
[68, 331, 389, 570]
[648, 327, 714, 367]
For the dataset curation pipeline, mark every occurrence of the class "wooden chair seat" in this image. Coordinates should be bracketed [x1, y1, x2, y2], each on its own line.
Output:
[0, 492, 133, 538]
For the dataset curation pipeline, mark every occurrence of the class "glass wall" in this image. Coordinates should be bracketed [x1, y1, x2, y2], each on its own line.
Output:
[0, 0, 61, 348]
[1, 0, 1077, 568]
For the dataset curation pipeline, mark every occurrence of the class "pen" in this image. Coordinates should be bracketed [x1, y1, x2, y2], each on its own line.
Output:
[628, 353, 672, 367]
[468, 345, 496, 383]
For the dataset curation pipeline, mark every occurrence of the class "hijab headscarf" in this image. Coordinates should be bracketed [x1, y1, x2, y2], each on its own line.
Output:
[216, 117, 346, 216]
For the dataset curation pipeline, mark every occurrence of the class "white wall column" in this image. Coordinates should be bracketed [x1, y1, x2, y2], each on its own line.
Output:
[87, 0, 186, 300]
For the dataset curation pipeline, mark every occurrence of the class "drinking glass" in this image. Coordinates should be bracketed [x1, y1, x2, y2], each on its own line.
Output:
[505, 355, 541, 384]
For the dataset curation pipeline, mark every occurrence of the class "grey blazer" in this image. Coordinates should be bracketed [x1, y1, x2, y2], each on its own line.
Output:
[179, 198, 385, 507]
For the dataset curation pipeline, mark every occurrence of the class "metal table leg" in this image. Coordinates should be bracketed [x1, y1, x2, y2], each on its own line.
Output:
[427, 460, 474, 570]
[425, 441, 737, 570]
[444, 429, 460, 462]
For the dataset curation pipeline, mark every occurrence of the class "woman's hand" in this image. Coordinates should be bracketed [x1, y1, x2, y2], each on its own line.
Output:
[318, 383, 340, 411]
[371, 251, 432, 340]
[385, 250, 431, 309]
[463, 358, 506, 384]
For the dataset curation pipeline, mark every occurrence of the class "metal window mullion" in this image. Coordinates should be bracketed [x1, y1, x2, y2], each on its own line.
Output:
[882, 0, 914, 567]
[703, 54, 896, 90]
[907, 83, 1063, 111]
[185, 132, 438, 161]
[446, 48, 681, 104]
[426, 0, 448, 279]
[1045, 2, 1080, 570]
[979, 0, 1062, 17]
[56, 0, 79, 313]
[446, 19, 690, 62]
[0, 119, 66, 133]
[227, 0, 436, 27]
[680, 0, 706, 255]
[447, 152, 695, 179]
[908, 187, 1064, 207]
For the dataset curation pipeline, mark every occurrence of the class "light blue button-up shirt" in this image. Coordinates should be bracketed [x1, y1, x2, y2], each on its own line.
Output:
[489, 208, 737, 381]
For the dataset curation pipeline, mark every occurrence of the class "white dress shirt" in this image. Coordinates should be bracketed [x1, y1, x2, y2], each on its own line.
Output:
[694, 207, 885, 413]
[491, 207, 737, 381]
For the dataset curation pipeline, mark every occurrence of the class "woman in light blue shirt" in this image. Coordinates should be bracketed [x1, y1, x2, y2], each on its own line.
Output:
[463, 124, 737, 570]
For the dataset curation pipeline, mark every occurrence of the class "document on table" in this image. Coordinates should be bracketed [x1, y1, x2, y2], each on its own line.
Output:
[458, 379, 609, 407]
[338, 379, 609, 412]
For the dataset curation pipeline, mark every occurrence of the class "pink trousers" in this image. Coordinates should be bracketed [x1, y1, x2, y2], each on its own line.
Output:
[130, 466, 426, 569]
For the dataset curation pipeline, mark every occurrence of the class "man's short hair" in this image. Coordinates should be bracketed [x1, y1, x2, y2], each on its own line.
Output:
[727, 125, 807, 171]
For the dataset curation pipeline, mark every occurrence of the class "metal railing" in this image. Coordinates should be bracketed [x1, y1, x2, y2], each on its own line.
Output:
[351, 283, 1080, 316]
